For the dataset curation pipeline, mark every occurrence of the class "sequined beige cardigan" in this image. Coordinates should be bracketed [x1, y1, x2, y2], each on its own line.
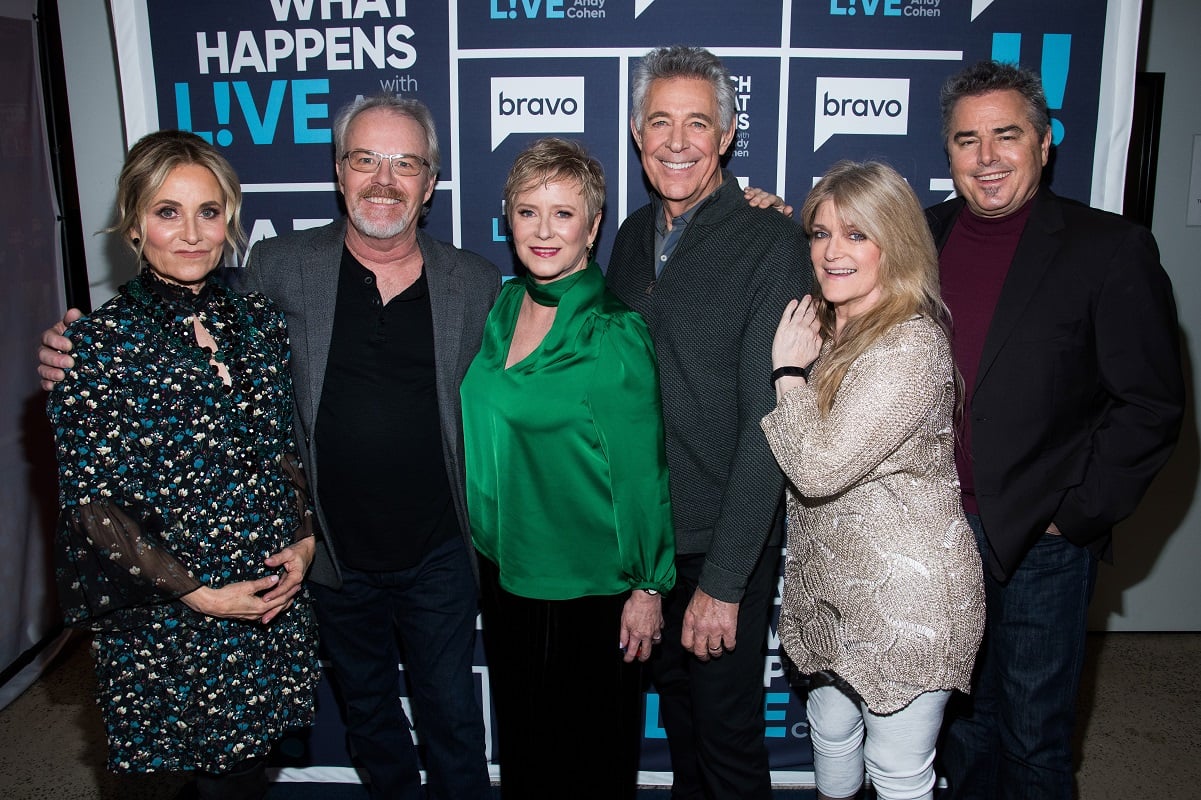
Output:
[761, 315, 985, 714]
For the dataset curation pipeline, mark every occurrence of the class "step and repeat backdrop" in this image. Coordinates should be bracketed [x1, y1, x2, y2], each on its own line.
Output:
[109, 0, 1136, 786]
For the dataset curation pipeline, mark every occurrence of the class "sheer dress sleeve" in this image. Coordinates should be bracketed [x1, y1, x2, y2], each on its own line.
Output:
[280, 450, 317, 544]
[48, 316, 202, 631]
[56, 502, 202, 631]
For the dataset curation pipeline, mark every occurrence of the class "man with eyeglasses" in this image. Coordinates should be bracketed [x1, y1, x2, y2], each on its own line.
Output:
[39, 94, 497, 800]
[248, 94, 498, 800]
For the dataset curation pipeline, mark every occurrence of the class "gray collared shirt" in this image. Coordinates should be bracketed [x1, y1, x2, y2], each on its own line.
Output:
[654, 205, 700, 276]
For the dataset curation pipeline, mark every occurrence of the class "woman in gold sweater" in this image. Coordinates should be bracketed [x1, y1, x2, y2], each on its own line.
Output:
[761, 161, 984, 800]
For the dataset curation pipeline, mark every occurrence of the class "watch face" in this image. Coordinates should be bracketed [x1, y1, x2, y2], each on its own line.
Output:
[643, 589, 660, 595]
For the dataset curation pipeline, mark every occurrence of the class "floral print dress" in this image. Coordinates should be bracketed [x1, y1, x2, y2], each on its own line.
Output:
[47, 272, 319, 774]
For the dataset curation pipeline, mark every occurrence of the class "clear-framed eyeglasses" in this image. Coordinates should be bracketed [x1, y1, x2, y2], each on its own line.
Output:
[341, 149, 431, 177]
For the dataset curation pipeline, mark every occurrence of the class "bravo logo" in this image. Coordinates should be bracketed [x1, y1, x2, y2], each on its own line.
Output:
[813, 77, 909, 150]
[491, 76, 584, 150]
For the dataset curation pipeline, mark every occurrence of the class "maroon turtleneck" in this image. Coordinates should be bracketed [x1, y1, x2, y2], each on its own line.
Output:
[939, 197, 1034, 514]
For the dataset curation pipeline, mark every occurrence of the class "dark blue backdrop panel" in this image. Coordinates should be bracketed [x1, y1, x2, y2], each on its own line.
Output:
[458, 0, 788, 49]
[789, 0, 1107, 204]
[145, 1, 455, 184]
[787, 56, 967, 210]
[457, 56, 624, 274]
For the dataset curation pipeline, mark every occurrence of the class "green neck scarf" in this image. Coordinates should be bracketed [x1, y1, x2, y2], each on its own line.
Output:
[523, 264, 591, 307]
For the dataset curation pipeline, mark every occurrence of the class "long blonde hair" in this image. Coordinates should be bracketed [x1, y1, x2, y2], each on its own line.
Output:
[799, 161, 951, 414]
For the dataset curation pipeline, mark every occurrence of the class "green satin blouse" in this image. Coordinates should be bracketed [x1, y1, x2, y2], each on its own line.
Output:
[461, 262, 676, 601]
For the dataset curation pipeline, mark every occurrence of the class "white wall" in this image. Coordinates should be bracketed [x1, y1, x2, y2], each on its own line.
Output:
[1090, 0, 1201, 631]
[57, 0, 130, 309]
[55, 1, 1200, 630]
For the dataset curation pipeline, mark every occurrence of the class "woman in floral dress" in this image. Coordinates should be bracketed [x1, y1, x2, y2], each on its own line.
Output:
[47, 130, 318, 800]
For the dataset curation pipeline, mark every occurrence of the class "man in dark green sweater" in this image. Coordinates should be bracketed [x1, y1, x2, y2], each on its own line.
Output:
[606, 45, 811, 800]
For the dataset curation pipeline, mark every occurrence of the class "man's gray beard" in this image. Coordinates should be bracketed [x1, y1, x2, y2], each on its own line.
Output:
[348, 203, 411, 240]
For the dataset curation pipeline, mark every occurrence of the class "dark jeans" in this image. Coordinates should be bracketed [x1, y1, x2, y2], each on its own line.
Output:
[309, 537, 490, 800]
[940, 514, 1097, 800]
[478, 556, 643, 800]
[650, 548, 779, 800]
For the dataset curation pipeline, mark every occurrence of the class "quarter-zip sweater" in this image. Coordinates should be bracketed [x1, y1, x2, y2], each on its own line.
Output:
[606, 171, 811, 602]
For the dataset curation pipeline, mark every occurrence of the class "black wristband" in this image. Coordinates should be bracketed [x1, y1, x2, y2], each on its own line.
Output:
[771, 365, 811, 385]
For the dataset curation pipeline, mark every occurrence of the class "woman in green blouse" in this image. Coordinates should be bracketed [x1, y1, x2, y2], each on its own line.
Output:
[461, 138, 675, 799]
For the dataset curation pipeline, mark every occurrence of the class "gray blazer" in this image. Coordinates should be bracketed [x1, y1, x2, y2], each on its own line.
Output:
[239, 219, 501, 587]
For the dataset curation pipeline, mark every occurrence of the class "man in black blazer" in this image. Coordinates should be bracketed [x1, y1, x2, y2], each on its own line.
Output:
[38, 96, 498, 800]
[930, 61, 1183, 799]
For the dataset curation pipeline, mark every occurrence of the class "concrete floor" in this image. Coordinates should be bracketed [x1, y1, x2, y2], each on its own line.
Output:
[1071, 633, 1201, 797]
[0, 632, 1197, 798]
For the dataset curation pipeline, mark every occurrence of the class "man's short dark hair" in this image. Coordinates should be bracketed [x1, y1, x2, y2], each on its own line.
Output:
[939, 60, 1051, 145]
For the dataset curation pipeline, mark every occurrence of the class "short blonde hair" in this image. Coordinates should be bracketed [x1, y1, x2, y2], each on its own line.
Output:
[111, 130, 246, 264]
[503, 138, 606, 224]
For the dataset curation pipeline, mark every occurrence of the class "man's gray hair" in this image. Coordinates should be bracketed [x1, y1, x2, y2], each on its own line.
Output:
[332, 94, 441, 177]
[630, 45, 736, 136]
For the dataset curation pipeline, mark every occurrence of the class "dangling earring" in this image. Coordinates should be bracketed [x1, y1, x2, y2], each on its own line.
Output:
[132, 237, 141, 245]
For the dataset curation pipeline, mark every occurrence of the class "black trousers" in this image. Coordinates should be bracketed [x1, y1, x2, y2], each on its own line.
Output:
[193, 756, 267, 800]
[479, 556, 644, 800]
[649, 547, 780, 800]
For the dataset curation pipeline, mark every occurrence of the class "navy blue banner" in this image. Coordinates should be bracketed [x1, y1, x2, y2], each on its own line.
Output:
[458, 0, 789, 49]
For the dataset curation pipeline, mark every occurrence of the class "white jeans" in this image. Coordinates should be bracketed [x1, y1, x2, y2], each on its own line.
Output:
[806, 686, 951, 800]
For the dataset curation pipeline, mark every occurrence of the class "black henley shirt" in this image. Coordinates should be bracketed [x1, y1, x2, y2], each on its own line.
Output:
[314, 247, 459, 571]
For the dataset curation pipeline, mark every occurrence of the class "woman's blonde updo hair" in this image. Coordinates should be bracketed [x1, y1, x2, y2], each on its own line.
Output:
[110, 130, 246, 266]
